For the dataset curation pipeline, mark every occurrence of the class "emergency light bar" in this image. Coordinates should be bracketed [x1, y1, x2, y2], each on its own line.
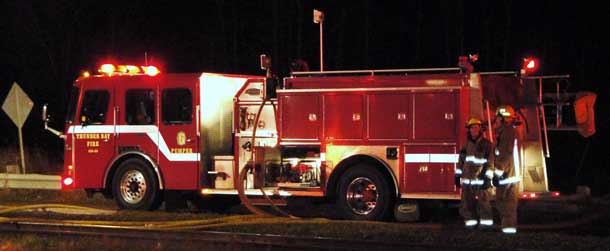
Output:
[97, 63, 160, 76]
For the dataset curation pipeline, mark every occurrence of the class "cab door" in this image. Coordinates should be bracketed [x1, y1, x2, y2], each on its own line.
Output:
[158, 75, 200, 189]
[72, 79, 115, 188]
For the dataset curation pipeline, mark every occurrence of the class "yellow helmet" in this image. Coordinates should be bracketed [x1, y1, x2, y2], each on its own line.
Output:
[465, 117, 483, 128]
[495, 105, 515, 118]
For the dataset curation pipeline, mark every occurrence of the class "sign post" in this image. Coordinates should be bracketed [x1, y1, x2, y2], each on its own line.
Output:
[2, 82, 34, 174]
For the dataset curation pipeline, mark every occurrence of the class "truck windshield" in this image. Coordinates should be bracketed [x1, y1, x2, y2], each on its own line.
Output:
[65, 86, 80, 124]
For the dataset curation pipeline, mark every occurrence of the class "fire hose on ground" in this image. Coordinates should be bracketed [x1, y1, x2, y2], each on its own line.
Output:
[0, 204, 328, 231]
[235, 99, 296, 218]
[0, 197, 609, 232]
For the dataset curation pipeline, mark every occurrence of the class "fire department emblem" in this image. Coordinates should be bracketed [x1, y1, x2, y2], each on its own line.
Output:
[177, 131, 186, 146]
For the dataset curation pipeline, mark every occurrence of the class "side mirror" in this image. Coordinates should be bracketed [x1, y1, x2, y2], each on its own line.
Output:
[42, 104, 49, 122]
[41, 103, 65, 139]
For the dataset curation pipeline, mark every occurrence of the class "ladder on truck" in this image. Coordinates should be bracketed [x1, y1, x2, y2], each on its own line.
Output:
[525, 75, 596, 157]
[511, 74, 596, 198]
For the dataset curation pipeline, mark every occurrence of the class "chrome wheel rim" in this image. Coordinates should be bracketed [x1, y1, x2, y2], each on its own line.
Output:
[346, 177, 378, 215]
[120, 169, 147, 204]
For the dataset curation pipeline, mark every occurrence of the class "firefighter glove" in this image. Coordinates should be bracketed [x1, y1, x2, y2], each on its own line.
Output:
[478, 169, 492, 189]
[492, 175, 500, 187]
[482, 177, 492, 189]
[455, 169, 462, 188]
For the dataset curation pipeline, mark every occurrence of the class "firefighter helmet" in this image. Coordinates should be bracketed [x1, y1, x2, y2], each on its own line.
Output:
[495, 105, 515, 118]
[465, 117, 483, 128]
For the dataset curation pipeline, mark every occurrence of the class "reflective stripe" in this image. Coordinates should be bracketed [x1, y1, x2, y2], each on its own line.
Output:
[499, 176, 520, 185]
[68, 125, 199, 162]
[405, 154, 459, 163]
[460, 178, 470, 185]
[430, 154, 459, 163]
[470, 179, 484, 185]
[461, 178, 484, 186]
[502, 227, 517, 234]
[465, 220, 478, 226]
[480, 219, 493, 226]
[405, 154, 429, 163]
[455, 169, 463, 175]
[494, 170, 504, 176]
[465, 155, 487, 165]
[485, 170, 494, 179]
[513, 139, 521, 180]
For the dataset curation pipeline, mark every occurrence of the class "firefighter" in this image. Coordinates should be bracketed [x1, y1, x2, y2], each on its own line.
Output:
[456, 117, 494, 229]
[492, 105, 519, 234]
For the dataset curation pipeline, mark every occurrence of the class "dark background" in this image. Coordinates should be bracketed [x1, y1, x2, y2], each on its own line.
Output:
[1, 1, 608, 195]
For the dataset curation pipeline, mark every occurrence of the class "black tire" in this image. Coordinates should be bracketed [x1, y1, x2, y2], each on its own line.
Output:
[335, 165, 394, 220]
[112, 158, 162, 210]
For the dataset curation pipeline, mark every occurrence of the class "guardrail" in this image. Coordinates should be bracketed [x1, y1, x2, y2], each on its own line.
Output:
[0, 174, 60, 190]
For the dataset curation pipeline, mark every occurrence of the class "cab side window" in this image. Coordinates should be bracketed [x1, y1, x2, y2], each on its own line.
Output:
[162, 88, 192, 125]
[126, 89, 155, 125]
[80, 90, 110, 125]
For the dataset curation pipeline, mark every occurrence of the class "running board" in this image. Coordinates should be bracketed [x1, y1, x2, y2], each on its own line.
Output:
[200, 188, 324, 197]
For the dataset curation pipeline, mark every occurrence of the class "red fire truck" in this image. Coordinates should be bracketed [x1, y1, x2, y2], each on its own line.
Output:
[43, 57, 595, 220]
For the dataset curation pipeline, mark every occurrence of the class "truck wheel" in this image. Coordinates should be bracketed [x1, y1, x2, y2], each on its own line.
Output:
[336, 165, 394, 220]
[112, 158, 161, 210]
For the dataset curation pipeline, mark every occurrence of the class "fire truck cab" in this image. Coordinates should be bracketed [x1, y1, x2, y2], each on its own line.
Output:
[46, 58, 592, 220]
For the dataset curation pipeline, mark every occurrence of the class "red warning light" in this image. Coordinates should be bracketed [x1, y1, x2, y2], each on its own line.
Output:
[521, 57, 539, 74]
[99, 64, 116, 75]
[142, 65, 160, 76]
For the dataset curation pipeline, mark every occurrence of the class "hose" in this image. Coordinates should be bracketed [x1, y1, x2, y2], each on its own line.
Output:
[1, 199, 608, 232]
[235, 99, 295, 218]
[0, 204, 321, 231]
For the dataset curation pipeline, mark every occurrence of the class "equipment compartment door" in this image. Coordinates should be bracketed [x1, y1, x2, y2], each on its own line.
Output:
[402, 145, 457, 193]
[413, 92, 457, 141]
[368, 93, 410, 140]
[324, 94, 364, 140]
[158, 76, 200, 190]
[279, 94, 321, 140]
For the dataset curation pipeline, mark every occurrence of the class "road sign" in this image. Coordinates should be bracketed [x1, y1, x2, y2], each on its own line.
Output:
[2, 82, 34, 128]
[2, 82, 34, 174]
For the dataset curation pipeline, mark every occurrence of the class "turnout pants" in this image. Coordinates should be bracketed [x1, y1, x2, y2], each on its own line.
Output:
[496, 184, 519, 230]
[459, 185, 493, 225]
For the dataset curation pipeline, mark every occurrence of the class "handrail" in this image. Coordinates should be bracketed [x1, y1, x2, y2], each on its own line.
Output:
[291, 67, 462, 77]
[479, 71, 517, 75]
[523, 74, 570, 80]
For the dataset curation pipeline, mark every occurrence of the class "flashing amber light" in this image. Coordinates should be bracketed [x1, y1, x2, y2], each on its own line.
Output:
[97, 63, 160, 76]
[118, 65, 141, 75]
[63, 176, 74, 186]
[99, 64, 116, 75]
[82, 71, 91, 78]
[142, 65, 160, 76]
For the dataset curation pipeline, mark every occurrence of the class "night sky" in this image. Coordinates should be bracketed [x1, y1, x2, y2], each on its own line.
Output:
[1, 1, 609, 194]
